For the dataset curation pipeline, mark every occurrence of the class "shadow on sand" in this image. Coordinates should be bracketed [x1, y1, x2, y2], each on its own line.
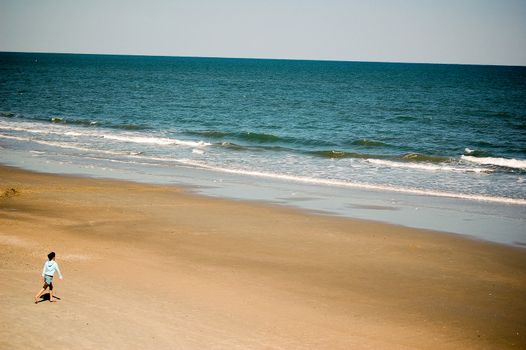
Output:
[35, 293, 61, 304]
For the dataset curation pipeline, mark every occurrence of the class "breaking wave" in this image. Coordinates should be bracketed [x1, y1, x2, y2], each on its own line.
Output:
[461, 155, 526, 170]
[120, 154, 526, 205]
[101, 134, 210, 147]
[367, 159, 490, 173]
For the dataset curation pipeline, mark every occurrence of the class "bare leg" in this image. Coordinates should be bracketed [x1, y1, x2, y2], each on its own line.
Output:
[49, 288, 54, 302]
[34, 286, 47, 303]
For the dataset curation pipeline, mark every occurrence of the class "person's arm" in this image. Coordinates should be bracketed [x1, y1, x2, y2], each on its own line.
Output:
[55, 263, 63, 279]
[42, 263, 46, 277]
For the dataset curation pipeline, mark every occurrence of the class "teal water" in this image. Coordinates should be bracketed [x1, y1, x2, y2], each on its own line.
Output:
[1, 52, 525, 203]
[1, 52, 526, 246]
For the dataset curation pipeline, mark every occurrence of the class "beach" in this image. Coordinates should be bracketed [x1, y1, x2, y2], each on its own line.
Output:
[2, 2, 526, 349]
[2, 54, 526, 246]
[1, 164, 525, 349]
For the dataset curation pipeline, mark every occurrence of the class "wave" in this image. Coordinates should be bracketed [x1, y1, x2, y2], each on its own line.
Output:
[219, 142, 249, 151]
[0, 121, 76, 137]
[310, 150, 377, 159]
[367, 159, 490, 173]
[216, 142, 298, 155]
[51, 117, 150, 130]
[112, 123, 151, 131]
[122, 154, 525, 205]
[185, 129, 339, 149]
[1, 133, 523, 205]
[51, 117, 99, 126]
[310, 150, 452, 163]
[311, 150, 490, 173]
[349, 139, 389, 147]
[187, 130, 282, 143]
[399, 153, 451, 163]
[3, 135, 161, 159]
[0, 119, 210, 148]
[1, 112, 151, 131]
[101, 134, 210, 147]
[461, 155, 526, 170]
[235, 131, 282, 143]
[0, 134, 130, 156]
[464, 148, 492, 157]
[187, 130, 228, 138]
[0, 111, 16, 118]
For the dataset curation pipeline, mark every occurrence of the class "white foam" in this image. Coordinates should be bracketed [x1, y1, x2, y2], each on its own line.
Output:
[65, 131, 82, 136]
[0, 123, 51, 135]
[0, 120, 91, 138]
[126, 154, 526, 205]
[2, 120, 524, 205]
[461, 155, 526, 169]
[366, 158, 490, 173]
[38, 140, 121, 155]
[0, 134, 24, 141]
[102, 134, 210, 147]
[0, 134, 127, 156]
[0, 119, 210, 148]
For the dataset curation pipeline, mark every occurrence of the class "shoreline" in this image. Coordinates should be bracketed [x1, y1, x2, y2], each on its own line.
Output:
[1, 164, 525, 349]
[0, 163, 504, 247]
[1, 150, 525, 247]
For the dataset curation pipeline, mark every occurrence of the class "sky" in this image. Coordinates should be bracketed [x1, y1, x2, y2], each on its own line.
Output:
[1, 0, 525, 66]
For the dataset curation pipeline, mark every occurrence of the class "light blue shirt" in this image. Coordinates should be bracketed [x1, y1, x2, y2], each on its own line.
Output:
[42, 260, 63, 279]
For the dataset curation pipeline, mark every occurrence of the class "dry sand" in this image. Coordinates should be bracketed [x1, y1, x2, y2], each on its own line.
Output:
[0, 165, 525, 349]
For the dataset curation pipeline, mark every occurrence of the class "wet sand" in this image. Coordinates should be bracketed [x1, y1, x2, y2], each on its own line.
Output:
[0, 165, 525, 349]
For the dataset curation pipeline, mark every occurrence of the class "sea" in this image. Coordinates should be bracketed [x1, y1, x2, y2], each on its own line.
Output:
[1, 52, 525, 246]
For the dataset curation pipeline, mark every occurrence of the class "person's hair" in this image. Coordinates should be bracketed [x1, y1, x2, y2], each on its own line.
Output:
[48, 252, 55, 261]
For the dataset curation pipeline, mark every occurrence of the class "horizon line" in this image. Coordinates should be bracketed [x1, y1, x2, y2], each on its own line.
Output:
[1, 50, 525, 68]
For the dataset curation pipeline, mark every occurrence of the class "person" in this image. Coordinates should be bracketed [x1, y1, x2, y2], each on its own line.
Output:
[34, 252, 63, 303]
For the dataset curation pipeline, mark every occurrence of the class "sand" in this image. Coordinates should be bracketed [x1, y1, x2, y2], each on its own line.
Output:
[0, 165, 525, 349]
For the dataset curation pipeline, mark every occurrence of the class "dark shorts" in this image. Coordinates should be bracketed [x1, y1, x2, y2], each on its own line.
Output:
[43, 275, 53, 290]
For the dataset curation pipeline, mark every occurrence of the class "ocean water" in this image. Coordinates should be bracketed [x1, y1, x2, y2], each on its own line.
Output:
[1, 52, 525, 244]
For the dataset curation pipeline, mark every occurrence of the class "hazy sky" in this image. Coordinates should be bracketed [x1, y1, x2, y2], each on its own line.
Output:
[1, 0, 525, 65]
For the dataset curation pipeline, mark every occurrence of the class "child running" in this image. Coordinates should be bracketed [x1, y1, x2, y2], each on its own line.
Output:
[34, 252, 63, 303]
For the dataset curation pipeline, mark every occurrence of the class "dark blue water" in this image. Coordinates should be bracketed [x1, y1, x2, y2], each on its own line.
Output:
[1, 52, 526, 204]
